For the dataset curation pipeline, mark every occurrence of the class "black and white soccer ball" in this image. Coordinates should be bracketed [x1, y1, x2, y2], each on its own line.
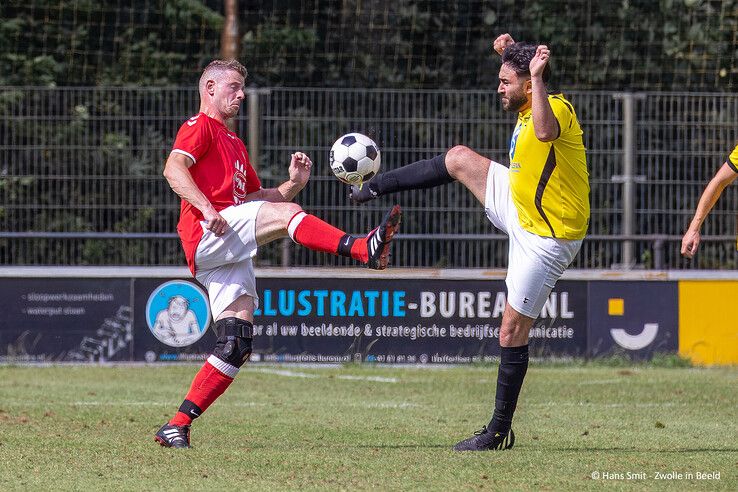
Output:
[329, 133, 381, 185]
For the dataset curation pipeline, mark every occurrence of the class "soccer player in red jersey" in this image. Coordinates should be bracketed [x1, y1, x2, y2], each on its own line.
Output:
[154, 60, 401, 448]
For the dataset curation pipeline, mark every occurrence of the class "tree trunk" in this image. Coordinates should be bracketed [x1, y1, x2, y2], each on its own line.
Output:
[220, 0, 240, 61]
[220, 0, 240, 131]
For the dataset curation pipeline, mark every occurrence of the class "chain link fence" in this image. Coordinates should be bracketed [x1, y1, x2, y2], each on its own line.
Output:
[0, 87, 735, 269]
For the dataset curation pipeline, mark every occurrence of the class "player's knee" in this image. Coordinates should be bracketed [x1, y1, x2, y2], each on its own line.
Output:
[499, 323, 527, 347]
[277, 202, 304, 227]
[259, 201, 304, 231]
[499, 327, 513, 347]
[281, 202, 303, 215]
[445, 145, 474, 178]
[212, 317, 253, 368]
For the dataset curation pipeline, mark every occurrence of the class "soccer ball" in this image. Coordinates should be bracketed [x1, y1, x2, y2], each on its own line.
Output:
[329, 133, 381, 185]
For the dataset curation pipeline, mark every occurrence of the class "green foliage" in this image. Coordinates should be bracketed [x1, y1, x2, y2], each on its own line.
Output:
[1, 0, 736, 89]
[1, 0, 223, 86]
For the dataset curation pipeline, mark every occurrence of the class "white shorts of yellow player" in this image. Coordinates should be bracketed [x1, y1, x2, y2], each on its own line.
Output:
[484, 162, 582, 319]
[194, 200, 266, 319]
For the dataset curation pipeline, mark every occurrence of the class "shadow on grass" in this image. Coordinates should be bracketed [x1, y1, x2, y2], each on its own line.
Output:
[236, 443, 454, 450]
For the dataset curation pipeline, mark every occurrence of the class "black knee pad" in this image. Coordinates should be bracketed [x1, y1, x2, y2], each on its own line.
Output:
[212, 317, 253, 368]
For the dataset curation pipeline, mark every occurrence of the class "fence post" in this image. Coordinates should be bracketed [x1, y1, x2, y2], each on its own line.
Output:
[653, 238, 664, 270]
[281, 238, 292, 267]
[612, 93, 646, 269]
[246, 88, 262, 171]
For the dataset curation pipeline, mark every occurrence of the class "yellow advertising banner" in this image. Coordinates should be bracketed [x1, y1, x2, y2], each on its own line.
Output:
[679, 281, 738, 365]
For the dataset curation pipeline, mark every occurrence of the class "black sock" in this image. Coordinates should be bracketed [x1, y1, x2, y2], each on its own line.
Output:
[488, 345, 529, 435]
[369, 153, 453, 196]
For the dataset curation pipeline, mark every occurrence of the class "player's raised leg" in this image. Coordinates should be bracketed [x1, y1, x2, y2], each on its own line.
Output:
[255, 201, 402, 270]
[349, 145, 493, 206]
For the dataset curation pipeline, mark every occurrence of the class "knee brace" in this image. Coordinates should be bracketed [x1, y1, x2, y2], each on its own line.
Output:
[212, 317, 253, 368]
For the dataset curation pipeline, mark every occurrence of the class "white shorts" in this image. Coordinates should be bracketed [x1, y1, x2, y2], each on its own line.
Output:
[484, 162, 582, 318]
[194, 201, 266, 319]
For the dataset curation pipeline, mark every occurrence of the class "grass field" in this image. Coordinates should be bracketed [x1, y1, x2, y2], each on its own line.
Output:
[0, 363, 735, 491]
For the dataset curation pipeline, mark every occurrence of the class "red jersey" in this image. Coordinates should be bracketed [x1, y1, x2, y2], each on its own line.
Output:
[170, 113, 262, 274]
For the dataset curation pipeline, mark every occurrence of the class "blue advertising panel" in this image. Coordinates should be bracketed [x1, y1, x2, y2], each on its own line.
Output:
[587, 281, 679, 359]
[247, 278, 587, 363]
[0, 278, 132, 362]
[0, 274, 682, 364]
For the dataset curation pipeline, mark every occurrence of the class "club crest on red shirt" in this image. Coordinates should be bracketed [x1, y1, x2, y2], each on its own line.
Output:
[233, 159, 248, 203]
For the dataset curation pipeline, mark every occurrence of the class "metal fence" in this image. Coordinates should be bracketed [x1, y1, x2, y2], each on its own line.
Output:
[0, 87, 736, 269]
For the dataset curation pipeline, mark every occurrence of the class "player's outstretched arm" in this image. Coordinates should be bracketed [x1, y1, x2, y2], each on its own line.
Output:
[681, 162, 738, 259]
[247, 151, 312, 203]
[163, 152, 228, 236]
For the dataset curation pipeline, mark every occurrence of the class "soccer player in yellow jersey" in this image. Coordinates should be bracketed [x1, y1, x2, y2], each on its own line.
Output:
[351, 33, 589, 451]
[681, 143, 738, 258]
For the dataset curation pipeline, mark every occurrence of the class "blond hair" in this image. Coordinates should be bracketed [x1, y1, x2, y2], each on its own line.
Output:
[198, 59, 248, 93]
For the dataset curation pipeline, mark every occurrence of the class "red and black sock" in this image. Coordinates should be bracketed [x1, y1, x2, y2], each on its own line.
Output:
[287, 211, 368, 262]
[169, 359, 235, 427]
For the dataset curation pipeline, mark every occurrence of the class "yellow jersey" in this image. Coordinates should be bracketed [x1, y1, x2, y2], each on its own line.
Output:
[508, 94, 589, 240]
[727, 143, 738, 173]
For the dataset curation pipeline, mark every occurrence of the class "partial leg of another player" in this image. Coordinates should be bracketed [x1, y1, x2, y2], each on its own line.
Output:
[255, 201, 402, 269]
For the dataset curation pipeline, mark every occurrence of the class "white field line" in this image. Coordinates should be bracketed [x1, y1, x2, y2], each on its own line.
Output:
[68, 401, 267, 407]
[61, 400, 411, 408]
[528, 402, 689, 408]
[251, 368, 319, 378]
[251, 367, 398, 383]
[354, 402, 417, 408]
[7, 399, 686, 410]
[576, 379, 624, 385]
[336, 374, 398, 383]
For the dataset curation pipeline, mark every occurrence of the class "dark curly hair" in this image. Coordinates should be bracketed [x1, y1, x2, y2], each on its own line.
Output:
[501, 42, 551, 84]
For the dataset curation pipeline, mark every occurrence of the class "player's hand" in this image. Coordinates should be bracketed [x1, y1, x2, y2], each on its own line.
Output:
[349, 183, 379, 203]
[203, 207, 228, 236]
[289, 151, 312, 186]
[530, 45, 550, 79]
[493, 33, 515, 55]
[681, 229, 701, 259]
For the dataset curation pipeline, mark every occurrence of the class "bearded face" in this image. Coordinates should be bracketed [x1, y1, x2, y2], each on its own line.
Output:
[498, 63, 531, 113]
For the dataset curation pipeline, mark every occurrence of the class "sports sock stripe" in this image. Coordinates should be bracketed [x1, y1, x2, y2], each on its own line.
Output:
[207, 354, 239, 378]
[287, 211, 307, 241]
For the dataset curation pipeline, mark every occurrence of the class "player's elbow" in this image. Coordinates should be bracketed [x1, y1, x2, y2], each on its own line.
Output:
[162, 161, 177, 183]
[535, 128, 558, 142]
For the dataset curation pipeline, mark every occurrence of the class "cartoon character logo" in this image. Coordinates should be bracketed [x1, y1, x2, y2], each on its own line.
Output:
[146, 281, 210, 347]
